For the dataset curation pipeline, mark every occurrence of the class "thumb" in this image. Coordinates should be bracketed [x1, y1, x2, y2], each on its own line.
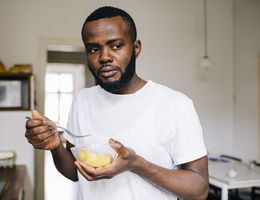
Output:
[32, 109, 55, 125]
[32, 109, 44, 120]
[109, 138, 125, 154]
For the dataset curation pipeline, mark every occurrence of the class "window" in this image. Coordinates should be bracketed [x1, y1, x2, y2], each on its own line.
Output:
[44, 63, 85, 127]
[45, 73, 73, 127]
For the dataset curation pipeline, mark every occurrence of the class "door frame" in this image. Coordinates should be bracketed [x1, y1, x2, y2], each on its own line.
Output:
[35, 37, 86, 200]
[258, 53, 260, 161]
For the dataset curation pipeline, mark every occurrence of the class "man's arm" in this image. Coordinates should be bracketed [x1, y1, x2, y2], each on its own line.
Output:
[50, 141, 78, 181]
[132, 154, 209, 200]
[74, 139, 209, 200]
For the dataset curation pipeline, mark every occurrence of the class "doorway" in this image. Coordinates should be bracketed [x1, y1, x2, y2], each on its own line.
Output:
[43, 45, 94, 200]
[44, 63, 85, 200]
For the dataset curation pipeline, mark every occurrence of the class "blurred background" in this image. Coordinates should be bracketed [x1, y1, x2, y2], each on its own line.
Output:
[0, 0, 260, 199]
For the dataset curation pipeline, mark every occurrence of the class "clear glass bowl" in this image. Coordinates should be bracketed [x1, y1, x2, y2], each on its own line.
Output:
[71, 143, 117, 168]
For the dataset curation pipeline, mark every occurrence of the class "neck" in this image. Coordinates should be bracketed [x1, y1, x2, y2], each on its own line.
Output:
[112, 74, 146, 94]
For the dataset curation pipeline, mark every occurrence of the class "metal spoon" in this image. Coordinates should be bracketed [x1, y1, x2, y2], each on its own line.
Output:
[25, 116, 91, 138]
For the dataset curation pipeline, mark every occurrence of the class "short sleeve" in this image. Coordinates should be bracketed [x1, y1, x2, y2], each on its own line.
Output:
[170, 99, 207, 165]
[64, 94, 82, 145]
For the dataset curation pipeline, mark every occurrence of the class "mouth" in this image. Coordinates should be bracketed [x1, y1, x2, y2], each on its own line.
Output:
[98, 65, 120, 79]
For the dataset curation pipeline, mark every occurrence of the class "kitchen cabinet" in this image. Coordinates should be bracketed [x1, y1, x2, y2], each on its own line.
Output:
[0, 165, 26, 200]
[0, 73, 35, 110]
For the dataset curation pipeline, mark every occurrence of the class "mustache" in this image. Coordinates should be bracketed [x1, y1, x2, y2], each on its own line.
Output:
[97, 64, 122, 76]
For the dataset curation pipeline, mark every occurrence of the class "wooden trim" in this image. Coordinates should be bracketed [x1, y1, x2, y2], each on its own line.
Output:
[258, 53, 260, 161]
[36, 37, 85, 200]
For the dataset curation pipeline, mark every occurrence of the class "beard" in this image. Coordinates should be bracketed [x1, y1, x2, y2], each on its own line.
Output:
[87, 49, 136, 93]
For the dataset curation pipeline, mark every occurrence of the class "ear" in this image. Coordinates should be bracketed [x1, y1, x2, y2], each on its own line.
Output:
[134, 40, 142, 58]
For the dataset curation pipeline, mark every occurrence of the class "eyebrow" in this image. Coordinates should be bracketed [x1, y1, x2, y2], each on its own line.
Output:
[86, 38, 122, 47]
[106, 38, 122, 45]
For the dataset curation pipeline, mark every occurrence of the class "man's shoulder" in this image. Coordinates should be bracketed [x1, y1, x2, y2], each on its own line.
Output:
[151, 81, 191, 102]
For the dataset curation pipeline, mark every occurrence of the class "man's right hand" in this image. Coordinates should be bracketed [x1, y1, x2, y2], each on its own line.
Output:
[25, 110, 61, 150]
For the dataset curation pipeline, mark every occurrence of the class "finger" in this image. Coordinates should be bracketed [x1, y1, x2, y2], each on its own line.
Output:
[26, 118, 43, 129]
[77, 161, 99, 176]
[31, 133, 55, 146]
[27, 128, 56, 143]
[75, 161, 113, 180]
[33, 125, 55, 136]
[32, 110, 55, 126]
[74, 161, 96, 181]
[78, 161, 116, 177]
[109, 138, 127, 155]
[32, 110, 44, 120]
[33, 133, 59, 150]
[25, 125, 55, 138]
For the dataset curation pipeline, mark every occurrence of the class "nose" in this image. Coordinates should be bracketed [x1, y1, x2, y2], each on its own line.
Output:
[99, 47, 113, 64]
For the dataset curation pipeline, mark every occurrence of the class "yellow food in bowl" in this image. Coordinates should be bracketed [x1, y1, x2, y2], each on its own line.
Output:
[79, 150, 113, 168]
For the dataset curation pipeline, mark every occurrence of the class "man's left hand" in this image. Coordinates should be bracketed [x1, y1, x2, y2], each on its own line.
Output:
[74, 139, 138, 181]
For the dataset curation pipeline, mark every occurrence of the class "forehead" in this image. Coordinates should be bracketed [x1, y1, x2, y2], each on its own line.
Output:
[84, 16, 131, 42]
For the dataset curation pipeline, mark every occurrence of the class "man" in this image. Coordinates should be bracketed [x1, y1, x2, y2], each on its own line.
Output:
[25, 6, 209, 200]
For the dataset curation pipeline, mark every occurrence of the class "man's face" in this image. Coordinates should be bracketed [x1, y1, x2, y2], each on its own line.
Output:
[83, 16, 136, 93]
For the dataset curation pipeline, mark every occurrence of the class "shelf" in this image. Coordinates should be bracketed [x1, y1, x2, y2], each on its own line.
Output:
[0, 165, 26, 200]
[0, 73, 35, 111]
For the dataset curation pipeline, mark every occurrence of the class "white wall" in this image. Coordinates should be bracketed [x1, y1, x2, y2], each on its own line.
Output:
[0, 111, 34, 200]
[0, 0, 235, 152]
[234, 0, 260, 161]
[0, 0, 259, 198]
[133, 0, 235, 155]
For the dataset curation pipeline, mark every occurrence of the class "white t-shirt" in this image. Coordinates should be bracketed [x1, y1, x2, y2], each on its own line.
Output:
[64, 80, 207, 200]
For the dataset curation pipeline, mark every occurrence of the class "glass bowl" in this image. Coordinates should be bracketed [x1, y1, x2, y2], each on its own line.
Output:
[71, 143, 117, 168]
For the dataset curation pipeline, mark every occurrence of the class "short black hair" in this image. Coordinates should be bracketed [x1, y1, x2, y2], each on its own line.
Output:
[81, 6, 137, 45]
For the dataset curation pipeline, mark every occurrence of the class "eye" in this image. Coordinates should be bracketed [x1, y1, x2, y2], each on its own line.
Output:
[87, 47, 99, 53]
[111, 43, 122, 50]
